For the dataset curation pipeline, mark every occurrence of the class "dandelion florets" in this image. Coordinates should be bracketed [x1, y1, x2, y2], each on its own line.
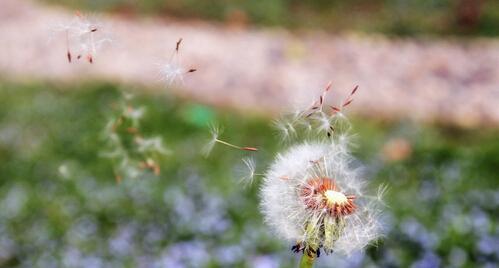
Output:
[260, 141, 383, 257]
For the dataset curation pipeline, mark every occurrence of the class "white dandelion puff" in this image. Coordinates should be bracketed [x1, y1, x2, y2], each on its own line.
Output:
[259, 141, 383, 258]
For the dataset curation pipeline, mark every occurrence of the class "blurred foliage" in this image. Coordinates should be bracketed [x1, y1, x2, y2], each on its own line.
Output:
[0, 81, 498, 267]
[43, 0, 499, 37]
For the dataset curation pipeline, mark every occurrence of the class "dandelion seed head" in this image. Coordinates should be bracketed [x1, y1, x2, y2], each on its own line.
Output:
[260, 141, 383, 256]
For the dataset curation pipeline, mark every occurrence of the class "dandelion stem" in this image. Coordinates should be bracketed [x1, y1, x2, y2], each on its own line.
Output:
[299, 253, 316, 268]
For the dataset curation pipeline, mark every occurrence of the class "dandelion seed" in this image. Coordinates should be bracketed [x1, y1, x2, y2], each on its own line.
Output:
[330, 85, 359, 116]
[158, 38, 197, 85]
[202, 125, 221, 156]
[260, 142, 383, 259]
[274, 119, 290, 140]
[238, 157, 257, 186]
[51, 11, 111, 64]
[203, 125, 258, 156]
[315, 112, 333, 136]
[273, 117, 299, 142]
[374, 184, 389, 206]
[331, 114, 352, 134]
[274, 82, 360, 141]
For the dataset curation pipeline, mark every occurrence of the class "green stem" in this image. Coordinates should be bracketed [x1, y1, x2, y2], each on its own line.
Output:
[299, 253, 316, 268]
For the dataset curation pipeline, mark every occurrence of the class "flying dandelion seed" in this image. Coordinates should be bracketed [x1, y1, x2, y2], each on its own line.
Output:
[51, 11, 111, 64]
[158, 38, 197, 85]
[314, 111, 334, 136]
[260, 141, 384, 264]
[203, 125, 258, 157]
[202, 125, 221, 157]
[273, 117, 298, 142]
[274, 83, 358, 142]
[238, 157, 260, 186]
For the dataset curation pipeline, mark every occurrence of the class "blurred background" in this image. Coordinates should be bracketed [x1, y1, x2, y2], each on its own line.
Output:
[1, 0, 499, 267]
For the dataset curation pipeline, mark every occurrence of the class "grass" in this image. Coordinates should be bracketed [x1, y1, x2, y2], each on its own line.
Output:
[0, 81, 498, 267]
[42, 0, 499, 37]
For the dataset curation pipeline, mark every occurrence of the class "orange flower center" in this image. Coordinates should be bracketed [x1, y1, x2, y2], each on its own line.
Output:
[300, 177, 356, 217]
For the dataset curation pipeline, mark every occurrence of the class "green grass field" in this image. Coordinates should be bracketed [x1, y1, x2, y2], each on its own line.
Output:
[0, 81, 498, 267]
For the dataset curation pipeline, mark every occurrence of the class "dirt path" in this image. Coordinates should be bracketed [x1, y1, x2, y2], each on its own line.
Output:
[2, 0, 499, 127]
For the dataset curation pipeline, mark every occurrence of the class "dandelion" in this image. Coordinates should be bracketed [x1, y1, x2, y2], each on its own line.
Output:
[260, 141, 383, 267]
[158, 38, 197, 85]
[203, 125, 258, 156]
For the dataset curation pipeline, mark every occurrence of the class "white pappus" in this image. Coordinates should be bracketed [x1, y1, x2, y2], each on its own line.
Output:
[259, 140, 384, 258]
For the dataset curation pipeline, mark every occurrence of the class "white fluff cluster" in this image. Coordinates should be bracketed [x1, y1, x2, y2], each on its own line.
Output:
[260, 141, 383, 255]
[52, 12, 111, 63]
[158, 38, 196, 85]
